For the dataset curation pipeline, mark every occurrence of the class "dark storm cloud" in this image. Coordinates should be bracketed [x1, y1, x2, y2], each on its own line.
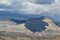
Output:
[34, 0, 55, 4]
[0, 5, 15, 9]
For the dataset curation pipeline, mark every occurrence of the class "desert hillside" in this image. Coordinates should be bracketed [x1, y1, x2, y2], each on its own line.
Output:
[25, 17, 60, 32]
[0, 17, 60, 40]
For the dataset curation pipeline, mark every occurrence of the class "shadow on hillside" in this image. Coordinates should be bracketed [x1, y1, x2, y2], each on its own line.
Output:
[10, 19, 26, 24]
[24, 18, 48, 32]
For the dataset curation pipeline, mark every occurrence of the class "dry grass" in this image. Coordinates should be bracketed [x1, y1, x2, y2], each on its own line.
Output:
[0, 32, 60, 40]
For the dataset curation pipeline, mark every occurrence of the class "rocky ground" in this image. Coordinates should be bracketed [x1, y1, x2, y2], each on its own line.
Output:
[0, 32, 60, 40]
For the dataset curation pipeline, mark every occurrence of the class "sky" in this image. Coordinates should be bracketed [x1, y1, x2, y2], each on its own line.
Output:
[0, 0, 59, 13]
[0, 0, 60, 21]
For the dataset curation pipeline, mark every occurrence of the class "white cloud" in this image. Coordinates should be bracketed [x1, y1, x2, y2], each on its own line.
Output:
[0, 0, 11, 5]
[0, 8, 5, 11]
[0, 0, 60, 15]
[55, 0, 60, 2]
[20, 2, 50, 14]
[17, 0, 54, 14]
[11, 0, 50, 14]
[0, 0, 60, 21]
[12, 0, 60, 14]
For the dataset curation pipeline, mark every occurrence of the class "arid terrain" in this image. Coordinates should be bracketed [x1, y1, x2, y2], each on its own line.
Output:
[0, 17, 60, 40]
[0, 32, 60, 40]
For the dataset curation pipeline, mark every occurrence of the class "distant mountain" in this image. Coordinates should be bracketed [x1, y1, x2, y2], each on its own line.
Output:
[24, 17, 60, 36]
[0, 11, 29, 20]
[0, 19, 32, 33]
[0, 10, 60, 23]
[0, 17, 60, 36]
[25, 17, 60, 33]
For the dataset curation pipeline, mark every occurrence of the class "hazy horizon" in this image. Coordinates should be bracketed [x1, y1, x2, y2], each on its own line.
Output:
[0, 0, 60, 22]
